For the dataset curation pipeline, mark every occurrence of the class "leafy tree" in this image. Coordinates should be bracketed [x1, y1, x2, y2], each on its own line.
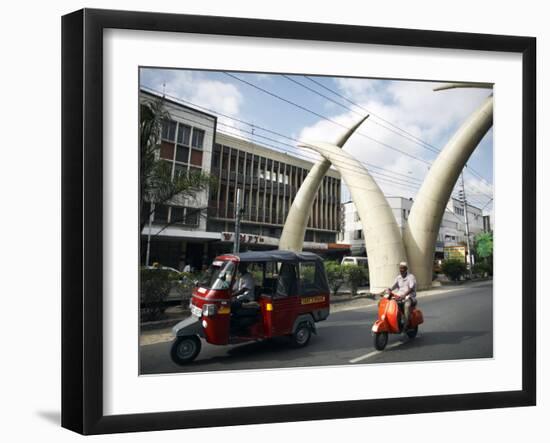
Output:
[441, 259, 467, 282]
[325, 261, 345, 296]
[475, 232, 493, 260]
[140, 98, 214, 232]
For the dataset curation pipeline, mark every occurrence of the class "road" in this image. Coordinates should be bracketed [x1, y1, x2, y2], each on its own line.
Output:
[140, 281, 493, 374]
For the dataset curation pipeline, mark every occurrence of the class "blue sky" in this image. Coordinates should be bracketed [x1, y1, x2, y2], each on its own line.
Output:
[140, 68, 494, 214]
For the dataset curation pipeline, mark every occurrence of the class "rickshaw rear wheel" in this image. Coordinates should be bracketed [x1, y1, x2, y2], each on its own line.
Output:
[291, 322, 312, 348]
[170, 335, 201, 365]
[374, 332, 388, 350]
[406, 326, 418, 339]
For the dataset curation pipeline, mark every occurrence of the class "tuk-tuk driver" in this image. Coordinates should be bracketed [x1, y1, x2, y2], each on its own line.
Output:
[233, 263, 255, 303]
[389, 261, 417, 329]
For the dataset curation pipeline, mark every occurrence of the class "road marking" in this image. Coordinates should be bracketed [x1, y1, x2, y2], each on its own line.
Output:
[349, 340, 405, 363]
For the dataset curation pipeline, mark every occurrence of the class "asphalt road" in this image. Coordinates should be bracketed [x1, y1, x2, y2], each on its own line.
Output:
[140, 281, 493, 374]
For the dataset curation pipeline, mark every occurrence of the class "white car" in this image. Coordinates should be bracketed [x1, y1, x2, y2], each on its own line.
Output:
[341, 256, 368, 267]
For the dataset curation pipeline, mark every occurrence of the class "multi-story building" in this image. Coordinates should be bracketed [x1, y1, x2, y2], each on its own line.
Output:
[140, 89, 342, 270]
[340, 196, 489, 259]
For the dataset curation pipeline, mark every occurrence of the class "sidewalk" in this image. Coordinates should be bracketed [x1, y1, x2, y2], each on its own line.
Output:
[139, 279, 492, 346]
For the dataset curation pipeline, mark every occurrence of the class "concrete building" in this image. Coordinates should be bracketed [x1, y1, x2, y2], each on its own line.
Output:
[140, 89, 342, 270]
[339, 196, 488, 261]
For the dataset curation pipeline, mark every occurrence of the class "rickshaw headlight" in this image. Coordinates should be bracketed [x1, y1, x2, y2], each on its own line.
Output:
[202, 304, 217, 317]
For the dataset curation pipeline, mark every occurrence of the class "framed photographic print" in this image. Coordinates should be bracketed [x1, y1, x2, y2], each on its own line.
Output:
[62, 8, 536, 435]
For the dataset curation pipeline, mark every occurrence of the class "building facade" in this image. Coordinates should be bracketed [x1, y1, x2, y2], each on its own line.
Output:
[140, 90, 342, 270]
[340, 196, 489, 260]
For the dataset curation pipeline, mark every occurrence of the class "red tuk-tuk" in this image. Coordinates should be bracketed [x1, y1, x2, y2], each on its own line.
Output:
[170, 250, 330, 364]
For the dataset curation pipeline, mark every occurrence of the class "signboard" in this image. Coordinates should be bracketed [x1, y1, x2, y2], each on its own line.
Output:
[221, 232, 275, 246]
[444, 245, 466, 261]
[220, 232, 328, 250]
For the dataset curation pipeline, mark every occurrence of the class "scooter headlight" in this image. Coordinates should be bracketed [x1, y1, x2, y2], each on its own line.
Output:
[202, 304, 217, 317]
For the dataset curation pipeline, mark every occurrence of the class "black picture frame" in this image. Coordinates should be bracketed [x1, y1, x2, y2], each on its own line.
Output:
[62, 8, 536, 435]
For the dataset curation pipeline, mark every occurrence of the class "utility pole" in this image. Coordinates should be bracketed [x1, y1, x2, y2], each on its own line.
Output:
[460, 173, 473, 279]
[145, 202, 155, 266]
[233, 188, 243, 254]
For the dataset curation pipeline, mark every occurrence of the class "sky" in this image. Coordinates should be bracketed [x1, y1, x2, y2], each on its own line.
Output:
[139, 68, 494, 217]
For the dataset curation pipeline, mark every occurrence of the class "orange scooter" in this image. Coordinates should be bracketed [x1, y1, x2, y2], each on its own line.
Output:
[371, 290, 424, 350]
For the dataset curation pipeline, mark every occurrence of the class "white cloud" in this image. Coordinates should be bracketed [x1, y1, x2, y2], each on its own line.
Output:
[140, 68, 243, 130]
[297, 78, 493, 201]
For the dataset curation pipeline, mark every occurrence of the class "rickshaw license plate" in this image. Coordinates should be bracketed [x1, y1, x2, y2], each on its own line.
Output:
[190, 304, 202, 317]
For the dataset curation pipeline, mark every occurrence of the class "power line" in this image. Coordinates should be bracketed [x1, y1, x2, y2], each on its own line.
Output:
[142, 85, 491, 203]
[284, 74, 441, 155]
[304, 75, 441, 153]
[303, 75, 494, 188]
[223, 72, 433, 167]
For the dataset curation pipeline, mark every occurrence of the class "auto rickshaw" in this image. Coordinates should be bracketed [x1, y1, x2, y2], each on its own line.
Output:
[170, 250, 330, 364]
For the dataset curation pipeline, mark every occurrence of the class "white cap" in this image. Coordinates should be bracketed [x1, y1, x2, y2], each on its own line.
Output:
[399, 261, 408, 268]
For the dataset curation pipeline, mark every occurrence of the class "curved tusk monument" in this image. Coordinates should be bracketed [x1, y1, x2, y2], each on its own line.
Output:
[298, 141, 407, 292]
[403, 92, 493, 289]
[278, 115, 369, 251]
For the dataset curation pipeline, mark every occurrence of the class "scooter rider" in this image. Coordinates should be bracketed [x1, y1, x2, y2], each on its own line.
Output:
[389, 261, 417, 330]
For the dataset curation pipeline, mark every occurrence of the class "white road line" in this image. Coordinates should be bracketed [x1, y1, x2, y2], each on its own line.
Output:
[349, 340, 405, 363]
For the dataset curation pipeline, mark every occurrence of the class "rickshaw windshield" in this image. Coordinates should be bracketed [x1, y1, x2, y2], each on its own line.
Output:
[199, 260, 236, 290]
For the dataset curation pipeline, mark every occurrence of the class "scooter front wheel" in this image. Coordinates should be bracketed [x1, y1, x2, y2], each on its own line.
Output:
[170, 335, 201, 365]
[374, 332, 388, 350]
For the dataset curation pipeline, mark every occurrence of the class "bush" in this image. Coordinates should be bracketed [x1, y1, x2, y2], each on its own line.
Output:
[472, 262, 491, 278]
[343, 264, 367, 296]
[441, 259, 467, 282]
[325, 261, 345, 296]
[140, 267, 180, 322]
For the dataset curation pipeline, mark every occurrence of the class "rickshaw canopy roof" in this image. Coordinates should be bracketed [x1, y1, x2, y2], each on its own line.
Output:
[228, 250, 323, 263]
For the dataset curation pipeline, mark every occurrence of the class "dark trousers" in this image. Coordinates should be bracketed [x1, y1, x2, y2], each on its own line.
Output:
[399, 299, 413, 329]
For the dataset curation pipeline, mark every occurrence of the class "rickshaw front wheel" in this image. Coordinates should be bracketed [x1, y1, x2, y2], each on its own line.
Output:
[170, 335, 201, 365]
[291, 322, 312, 348]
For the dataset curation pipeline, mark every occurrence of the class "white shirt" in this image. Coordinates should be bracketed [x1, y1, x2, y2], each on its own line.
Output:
[236, 272, 255, 302]
[391, 272, 417, 298]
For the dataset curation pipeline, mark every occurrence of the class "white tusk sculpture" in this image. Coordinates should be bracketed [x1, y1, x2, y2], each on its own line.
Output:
[299, 141, 407, 292]
[278, 115, 369, 251]
[403, 94, 494, 289]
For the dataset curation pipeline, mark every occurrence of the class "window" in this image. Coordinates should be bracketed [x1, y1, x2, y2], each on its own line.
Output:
[161, 120, 177, 141]
[174, 163, 187, 178]
[190, 150, 203, 166]
[154, 205, 169, 223]
[171, 207, 184, 224]
[276, 263, 298, 297]
[454, 206, 464, 216]
[191, 128, 205, 149]
[177, 124, 191, 145]
[354, 212, 360, 222]
[185, 208, 199, 226]
[175, 145, 189, 163]
[353, 229, 363, 240]
[212, 152, 220, 168]
[159, 142, 174, 160]
[299, 262, 327, 296]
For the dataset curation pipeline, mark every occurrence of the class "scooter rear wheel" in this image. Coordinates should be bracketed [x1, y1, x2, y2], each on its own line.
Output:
[170, 335, 201, 365]
[374, 332, 388, 350]
[406, 326, 418, 339]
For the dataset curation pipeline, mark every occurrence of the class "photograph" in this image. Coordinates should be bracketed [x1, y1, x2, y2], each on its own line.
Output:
[138, 68, 494, 375]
